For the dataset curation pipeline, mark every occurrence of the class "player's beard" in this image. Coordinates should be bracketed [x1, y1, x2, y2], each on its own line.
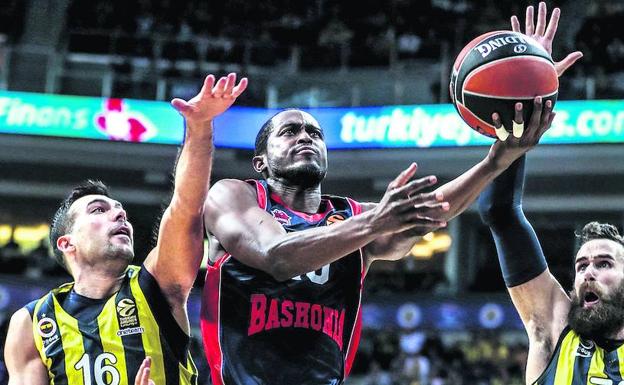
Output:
[272, 162, 327, 189]
[568, 282, 624, 339]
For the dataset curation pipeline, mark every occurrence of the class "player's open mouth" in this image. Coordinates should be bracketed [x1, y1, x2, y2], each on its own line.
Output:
[111, 225, 131, 241]
[583, 291, 600, 307]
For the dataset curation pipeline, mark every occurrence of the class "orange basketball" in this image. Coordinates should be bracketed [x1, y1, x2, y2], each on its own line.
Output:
[449, 31, 558, 138]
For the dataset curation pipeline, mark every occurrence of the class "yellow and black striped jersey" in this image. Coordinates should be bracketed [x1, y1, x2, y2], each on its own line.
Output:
[26, 265, 197, 385]
[535, 326, 624, 385]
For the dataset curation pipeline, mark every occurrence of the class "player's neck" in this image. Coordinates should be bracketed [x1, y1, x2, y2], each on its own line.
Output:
[266, 178, 321, 213]
[71, 263, 127, 299]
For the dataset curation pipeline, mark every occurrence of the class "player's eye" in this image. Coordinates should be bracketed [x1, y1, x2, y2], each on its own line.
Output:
[597, 261, 612, 269]
[577, 264, 587, 272]
[91, 207, 105, 214]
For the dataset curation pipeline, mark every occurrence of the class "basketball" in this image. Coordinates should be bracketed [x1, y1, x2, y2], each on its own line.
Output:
[449, 31, 559, 138]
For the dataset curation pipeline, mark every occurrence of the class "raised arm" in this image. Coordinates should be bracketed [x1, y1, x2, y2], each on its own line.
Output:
[5, 308, 49, 385]
[478, 149, 570, 383]
[364, 99, 553, 263]
[205, 164, 447, 281]
[143, 73, 247, 332]
[433, 0, 582, 223]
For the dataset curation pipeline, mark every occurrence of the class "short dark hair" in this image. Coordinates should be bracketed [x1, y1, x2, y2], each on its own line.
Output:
[50, 180, 111, 270]
[577, 222, 624, 249]
[254, 117, 274, 157]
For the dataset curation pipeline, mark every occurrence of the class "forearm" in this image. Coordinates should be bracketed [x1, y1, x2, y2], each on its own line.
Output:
[171, 120, 214, 215]
[435, 155, 506, 221]
[478, 156, 547, 287]
[147, 121, 213, 295]
[262, 211, 379, 280]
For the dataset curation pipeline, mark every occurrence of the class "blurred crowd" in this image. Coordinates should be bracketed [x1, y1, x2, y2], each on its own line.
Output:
[0, 1, 622, 102]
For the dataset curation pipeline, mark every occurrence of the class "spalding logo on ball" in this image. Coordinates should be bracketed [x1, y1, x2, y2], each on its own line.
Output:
[449, 31, 558, 138]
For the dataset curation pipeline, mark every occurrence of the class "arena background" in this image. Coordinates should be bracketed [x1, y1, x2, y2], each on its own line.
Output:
[0, 0, 623, 384]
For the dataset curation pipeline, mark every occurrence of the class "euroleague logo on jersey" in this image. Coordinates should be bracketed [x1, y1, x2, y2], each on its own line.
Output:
[326, 214, 345, 225]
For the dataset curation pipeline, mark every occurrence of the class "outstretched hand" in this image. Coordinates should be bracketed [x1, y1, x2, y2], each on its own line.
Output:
[488, 97, 555, 169]
[171, 73, 248, 124]
[371, 163, 449, 236]
[510, 2, 582, 77]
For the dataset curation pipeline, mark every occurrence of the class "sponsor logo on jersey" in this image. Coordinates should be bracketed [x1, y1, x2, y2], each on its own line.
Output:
[116, 326, 145, 337]
[247, 293, 346, 350]
[271, 209, 292, 225]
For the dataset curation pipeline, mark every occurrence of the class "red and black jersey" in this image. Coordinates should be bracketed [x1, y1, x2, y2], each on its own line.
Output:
[201, 180, 366, 385]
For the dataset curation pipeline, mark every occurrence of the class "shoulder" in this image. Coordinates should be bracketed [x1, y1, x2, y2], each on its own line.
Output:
[6, 307, 35, 353]
[208, 179, 257, 201]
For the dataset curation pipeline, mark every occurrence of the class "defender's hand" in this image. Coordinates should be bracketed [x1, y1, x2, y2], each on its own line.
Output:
[171, 73, 248, 124]
[511, 2, 582, 77]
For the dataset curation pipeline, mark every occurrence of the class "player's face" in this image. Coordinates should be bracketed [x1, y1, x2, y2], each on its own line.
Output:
[263, 110, 328, 187]
[62, 194, 135, 267]
[568, 239, 624, 337]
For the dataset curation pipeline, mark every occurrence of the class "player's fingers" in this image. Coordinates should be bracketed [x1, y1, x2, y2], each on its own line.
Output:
[544, 7, 560, 42]
[526, 96, 543, 136]
[407, 214, 447, 229]
[388, 162, 418, 190]
[492, 112, 509, 141]
[538, 111, 556, 140]
[223, 73, 237, 96]
[525, 5, 535, 36]
[408, 190, 444, 205]
[232, 77, 249, 98]
[198, 74, 216, 97]
[512, 103, 524, 138]
[555, 51, 583, 77]
[535, 1, 547, 36]
[511, 15, 521, 32]
[395, 175, 437, 199]
[170, 98, 191, 114]
[213, 76, 228, 97]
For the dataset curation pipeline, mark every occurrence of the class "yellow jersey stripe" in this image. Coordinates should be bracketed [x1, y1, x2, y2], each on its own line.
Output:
[53, 295, 86, 385]
[129, 272, 166, 384]
[97, 297, 129, 385]
[587, 346, 605, 384]
[553, 330, 579, 384]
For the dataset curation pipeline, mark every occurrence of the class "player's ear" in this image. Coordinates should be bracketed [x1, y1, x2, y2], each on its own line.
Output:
[252, 155, 267, 174]
[57, 235, 75, 254]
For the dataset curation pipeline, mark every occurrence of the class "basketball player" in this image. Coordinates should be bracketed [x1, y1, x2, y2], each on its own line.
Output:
[3, 73, 247, 385]
[198, 48, 569, 385]
[478, 144, 623, 384]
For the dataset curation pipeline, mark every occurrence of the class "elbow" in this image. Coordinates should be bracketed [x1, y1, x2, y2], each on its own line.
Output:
[262, 247, 297, 282]
[264, 254, 294, 282]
